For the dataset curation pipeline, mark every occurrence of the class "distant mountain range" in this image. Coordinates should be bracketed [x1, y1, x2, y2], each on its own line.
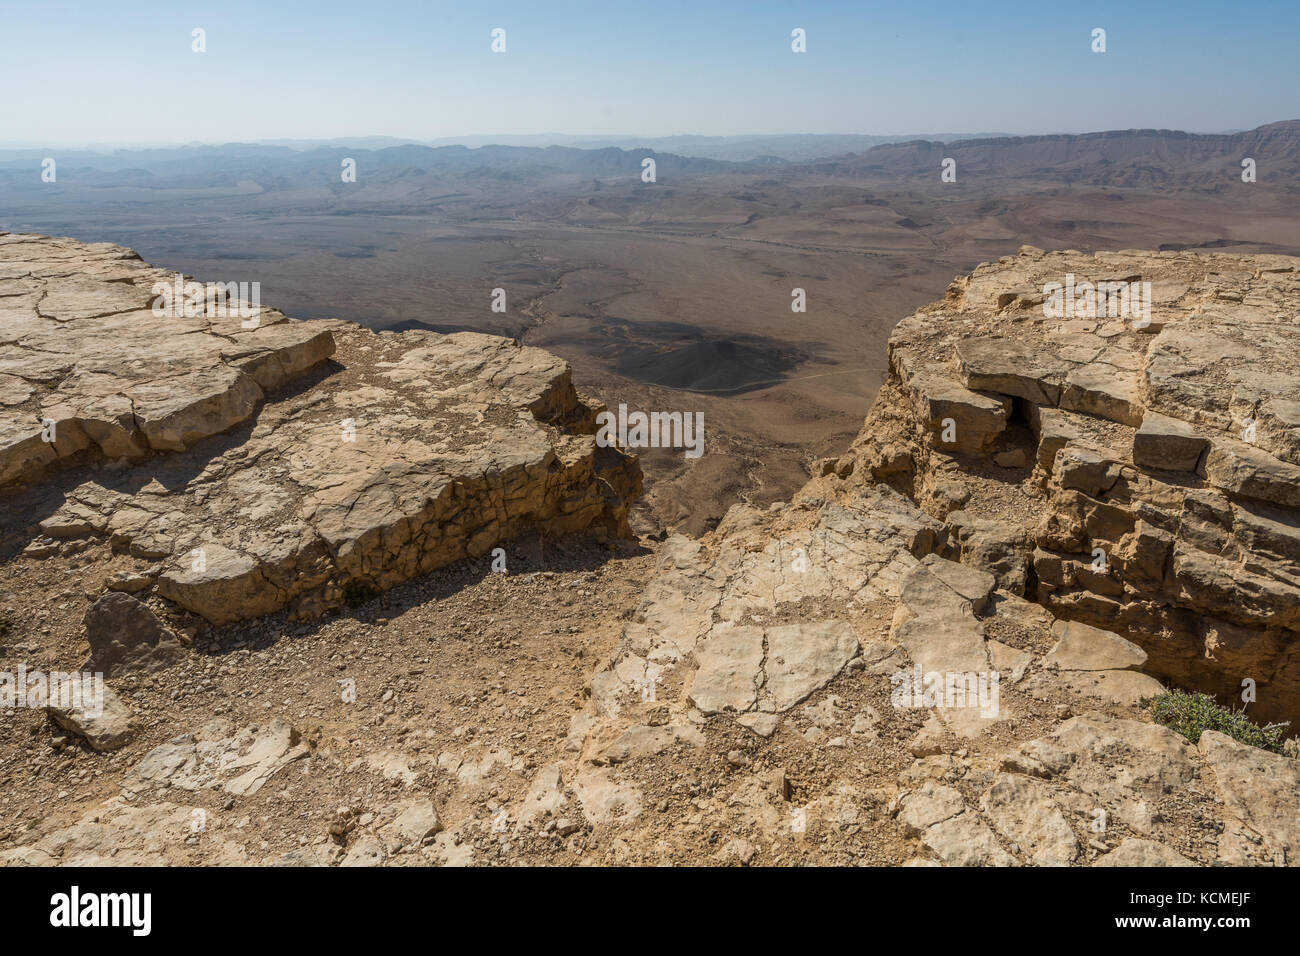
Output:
[0, 142, 737, 191]
[820, 120, 1300, 186]
[268, 133, 1021, 163]
[3, 123, 1294, 188]
[0, 133, 1015, 164]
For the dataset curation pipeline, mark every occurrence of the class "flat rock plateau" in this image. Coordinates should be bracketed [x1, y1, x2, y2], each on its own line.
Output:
[3, 234, 1300, 867]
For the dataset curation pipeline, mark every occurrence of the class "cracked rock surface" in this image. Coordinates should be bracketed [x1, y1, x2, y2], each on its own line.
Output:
[846, 246, 1300, 721]
[0, 233, 335, 487]
[5, 234, 642, 624]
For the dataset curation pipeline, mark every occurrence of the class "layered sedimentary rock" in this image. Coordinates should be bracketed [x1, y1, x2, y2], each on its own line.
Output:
[5, 234, 641, 623]
[561, 474, 1299, 866]
[0, 234, 334, 487]
[842, 246, 1300, 720]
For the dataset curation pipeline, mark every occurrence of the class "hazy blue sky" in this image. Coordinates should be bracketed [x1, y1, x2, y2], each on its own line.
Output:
[5, 0, 1298, 145]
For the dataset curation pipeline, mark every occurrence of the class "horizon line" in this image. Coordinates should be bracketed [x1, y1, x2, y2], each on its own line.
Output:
[2, 122, 1288, 152]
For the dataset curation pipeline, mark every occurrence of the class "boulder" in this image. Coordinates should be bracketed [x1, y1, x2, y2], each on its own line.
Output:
[82, 591, 185, 676]
[1045, 620, 1147, 671]
[46, 684, 135, 752]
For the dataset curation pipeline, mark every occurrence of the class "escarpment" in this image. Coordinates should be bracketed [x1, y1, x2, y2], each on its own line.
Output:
[835, 245, 1300, 722]
[10, 234, 1300, 870]
[1, 233, 642, 624]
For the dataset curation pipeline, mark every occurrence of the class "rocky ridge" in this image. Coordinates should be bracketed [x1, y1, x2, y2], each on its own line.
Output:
[841, 245, 1300, 721]
[2, 233, 641, 626]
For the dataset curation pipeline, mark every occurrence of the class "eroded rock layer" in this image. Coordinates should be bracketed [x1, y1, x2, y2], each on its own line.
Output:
[555, 476, 1297, 867]
[0, 233, 334, 487]
[4, 234, 642, 623]
[840, 246, 1300, 720]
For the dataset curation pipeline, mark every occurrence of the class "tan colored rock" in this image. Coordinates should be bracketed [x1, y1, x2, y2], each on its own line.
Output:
[867, 248, 1300, 719]
[340, 833, 388, 867]
[0, 798, 248, 866]
[1045, 620, 1147, 671]
[1093, 838, 1196, 867]
[896, 782, 966, 834]
[1203, 437, 1300, 509]
[1060, 364, 1143, 426]
[592, 723, 703, 764]
[128, 719, 308, 796]
[896, 353, 1011, 456]
[892, 561, 990, 675]
[46, 684, 135, 752]
[0, 235, 335, 487]
[954, 336, 1070, 405]
[736, 713, 781, 737]
[918, 553, 996, 611]
[1199, 730, 1300, 864]
[988, 640, 1032, 683]
[980, 772, 1079, 866]
[381, 801, 443, 850]
[3, 236, 641, 626]
[906, 714, 949, 757]
[1133, 411, 1209, 471]
[688, 626, 764, 714]
[920, 811, 1018, 867]
[1028, 405, 1082, 474]
[759, 620, 860, 712]
[1003, 714, 1196, 833]
[570, 768, 642, 826]
[517, 765, 568, 825]
[37, 333, 641, 626]
[1052, 668, 1166, 707]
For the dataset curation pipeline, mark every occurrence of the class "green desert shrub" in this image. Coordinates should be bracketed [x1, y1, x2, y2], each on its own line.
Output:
[1147, 689, 1290, 754]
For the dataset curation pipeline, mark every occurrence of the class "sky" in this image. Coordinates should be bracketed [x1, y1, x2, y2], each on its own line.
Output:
[4, 0, 1298, 146]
